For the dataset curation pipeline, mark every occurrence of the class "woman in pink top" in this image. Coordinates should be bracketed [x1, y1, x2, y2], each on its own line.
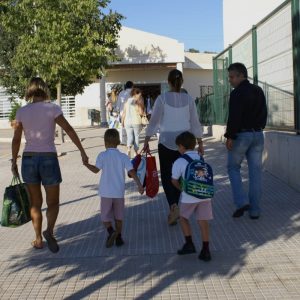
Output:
[11, 77, 88, 253]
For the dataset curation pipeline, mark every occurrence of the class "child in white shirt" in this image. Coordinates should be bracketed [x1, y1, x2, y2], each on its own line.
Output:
[172, 131, 213, 261]
[85, 128, 144, 248]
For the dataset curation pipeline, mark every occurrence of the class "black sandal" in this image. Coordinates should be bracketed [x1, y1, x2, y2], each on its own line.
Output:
[43, 230, 59, 253]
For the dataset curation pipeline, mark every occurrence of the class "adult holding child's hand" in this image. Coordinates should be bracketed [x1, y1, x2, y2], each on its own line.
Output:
[11, 77, 88, 253]
[143, 69, 204, 226]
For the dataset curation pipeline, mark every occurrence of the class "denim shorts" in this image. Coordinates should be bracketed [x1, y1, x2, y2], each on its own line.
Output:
[21, 153, 62, 186]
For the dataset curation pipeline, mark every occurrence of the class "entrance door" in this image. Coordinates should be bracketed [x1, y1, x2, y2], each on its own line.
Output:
[134, 84, 161, 101]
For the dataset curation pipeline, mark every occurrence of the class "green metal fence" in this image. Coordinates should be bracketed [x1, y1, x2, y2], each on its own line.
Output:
[199, 0, 299, 131]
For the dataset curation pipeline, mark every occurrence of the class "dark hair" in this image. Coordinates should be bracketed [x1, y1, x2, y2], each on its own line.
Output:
[228, 63, 248, 78]
[168, 69, 183, 92]
[130, 87, 142, 97]
[104, 128, 120, 146]
[125, 81, 134, 89]
[25, 77, 50, 101]
[175, 131, 196, 150]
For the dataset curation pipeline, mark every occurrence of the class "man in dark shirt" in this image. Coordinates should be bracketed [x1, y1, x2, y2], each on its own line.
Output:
[225, 63, 267, 219]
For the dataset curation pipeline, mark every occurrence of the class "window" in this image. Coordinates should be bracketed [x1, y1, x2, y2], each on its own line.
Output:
[61, 96, 76, 118]
[200, 86, 213, 99]
[0, 89, 12, 120]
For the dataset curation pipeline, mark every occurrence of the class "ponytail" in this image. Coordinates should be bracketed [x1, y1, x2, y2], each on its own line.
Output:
[168, 69, 183, 92]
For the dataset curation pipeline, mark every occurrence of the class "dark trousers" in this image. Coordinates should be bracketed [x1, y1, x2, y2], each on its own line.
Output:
[158, 143, 181, 207]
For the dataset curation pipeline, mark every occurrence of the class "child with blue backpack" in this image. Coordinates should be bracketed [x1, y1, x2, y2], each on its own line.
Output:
[171, 131, 213, 261]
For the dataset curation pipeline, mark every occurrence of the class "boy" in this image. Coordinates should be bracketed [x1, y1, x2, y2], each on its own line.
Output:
[85, 128, 144, 248]
[171, 131, 213, 261]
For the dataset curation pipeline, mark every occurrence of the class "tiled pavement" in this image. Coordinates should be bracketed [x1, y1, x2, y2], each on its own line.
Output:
[0, 127, 300, 299]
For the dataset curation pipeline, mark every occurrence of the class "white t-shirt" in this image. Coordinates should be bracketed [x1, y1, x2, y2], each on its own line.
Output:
[116, 89, 132, 115]
[95, 148, 133, 198]
[124, 97, 142, 126]
[172, 150, 211, 204]
[146, 97, 153, 115]
[145, 92, 203, 150]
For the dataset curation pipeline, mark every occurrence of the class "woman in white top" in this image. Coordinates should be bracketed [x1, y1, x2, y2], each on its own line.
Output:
[143, 69, 204, 225]
[122, 88, 144, 157]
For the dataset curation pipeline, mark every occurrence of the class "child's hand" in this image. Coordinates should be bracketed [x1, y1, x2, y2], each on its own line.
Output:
[85, 163, 100, 174]
[138, 185, 144, 195]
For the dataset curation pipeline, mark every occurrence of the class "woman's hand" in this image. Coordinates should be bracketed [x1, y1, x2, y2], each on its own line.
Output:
[143, 136, 150, 152]
[197, 141, 204, 156]
[11, 160, 19, 177]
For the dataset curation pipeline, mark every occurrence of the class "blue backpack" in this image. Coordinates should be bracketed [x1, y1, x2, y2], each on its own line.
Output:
[181, 154, 214, 199]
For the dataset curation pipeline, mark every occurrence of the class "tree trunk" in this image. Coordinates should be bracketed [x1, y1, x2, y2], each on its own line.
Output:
[100, 76, 108, 127]
[57, 81, 65, 143]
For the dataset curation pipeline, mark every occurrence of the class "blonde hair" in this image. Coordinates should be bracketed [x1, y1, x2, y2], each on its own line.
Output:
[110, 89, 118, 103]
[25, 77, 50, 101]
[130, 88, 142, 97]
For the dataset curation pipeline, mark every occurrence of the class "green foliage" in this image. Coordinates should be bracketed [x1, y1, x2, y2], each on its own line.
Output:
[8, 100, 22, 122]
[188, 48, 200, 53]
[0, 0, 123, 98]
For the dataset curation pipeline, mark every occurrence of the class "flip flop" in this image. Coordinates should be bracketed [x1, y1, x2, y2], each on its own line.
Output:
[43, 230, 59, 253]
[31, 240, 43, 249]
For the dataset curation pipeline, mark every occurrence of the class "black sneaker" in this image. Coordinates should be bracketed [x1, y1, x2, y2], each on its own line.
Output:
[177, 242, 196, 255]
[249, 215, 260, 220]
[198, 249, 211, 261]
[115, 235, 124, 247]
[232, 204, 250, 218]
[106, 231, 117, 248]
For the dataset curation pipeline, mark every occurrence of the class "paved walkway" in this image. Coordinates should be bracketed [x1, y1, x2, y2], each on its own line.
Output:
[0, 127, 300, 299]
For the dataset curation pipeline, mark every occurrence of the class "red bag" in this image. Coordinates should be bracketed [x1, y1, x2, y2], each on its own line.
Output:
[145, 151, 159, 198]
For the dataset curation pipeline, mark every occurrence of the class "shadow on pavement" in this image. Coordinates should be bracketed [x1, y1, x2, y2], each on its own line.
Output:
[4, 139, 300, 298]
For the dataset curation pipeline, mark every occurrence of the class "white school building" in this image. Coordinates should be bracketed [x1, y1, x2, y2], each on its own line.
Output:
[0, 26, 214, 129]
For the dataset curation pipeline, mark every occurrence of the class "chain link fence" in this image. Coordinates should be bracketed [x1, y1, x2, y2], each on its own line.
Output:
[198, 0, 295, 130]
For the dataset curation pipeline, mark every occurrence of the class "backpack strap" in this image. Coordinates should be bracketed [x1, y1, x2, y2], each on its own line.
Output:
[181, 154, 194, 163]
[181, 153, 204, 163]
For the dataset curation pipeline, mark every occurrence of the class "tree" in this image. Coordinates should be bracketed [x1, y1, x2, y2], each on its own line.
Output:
[0, 0, 123, 140]
[188, 48, 200, 53]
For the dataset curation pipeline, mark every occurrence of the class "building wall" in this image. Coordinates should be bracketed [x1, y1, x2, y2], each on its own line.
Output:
[223, 0, 286, 47]
[116, 27, 185, 64]
[0, 67, 214, 129]
[106, 68, 169, 86]
[183, 69, 213, 100]
[66, 82, 101, 127]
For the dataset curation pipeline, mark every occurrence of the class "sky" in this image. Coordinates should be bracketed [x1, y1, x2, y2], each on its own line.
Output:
[106, 0, 224, 53]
